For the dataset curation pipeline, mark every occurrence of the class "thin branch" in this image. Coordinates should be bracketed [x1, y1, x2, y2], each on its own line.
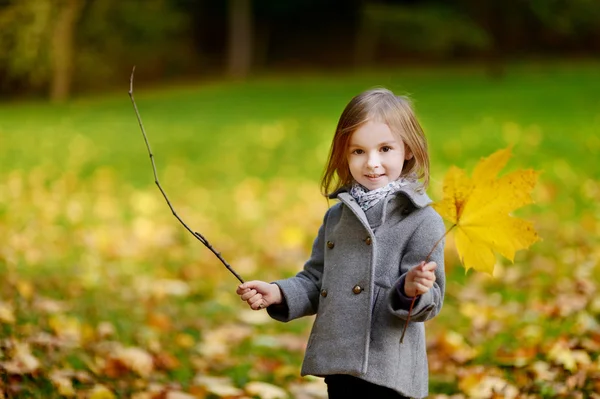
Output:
[400, 224, 455, 343]
[128, 66, 244, 284]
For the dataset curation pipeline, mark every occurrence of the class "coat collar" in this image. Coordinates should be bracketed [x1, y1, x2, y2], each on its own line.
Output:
[328, 180, 432, 209]
[328, 181, 432, 237]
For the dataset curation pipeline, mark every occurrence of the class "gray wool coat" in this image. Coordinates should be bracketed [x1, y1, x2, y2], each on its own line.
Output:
[267, 182, 446, 399]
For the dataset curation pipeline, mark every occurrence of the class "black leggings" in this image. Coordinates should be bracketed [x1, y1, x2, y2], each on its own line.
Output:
[324, 375, 410, 399]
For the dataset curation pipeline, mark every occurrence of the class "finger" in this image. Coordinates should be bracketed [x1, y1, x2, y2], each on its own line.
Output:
[416, 271, 435, 281]
[416, 277, 430, 287]
[422, 262, 437, 272]
[248, 294, 263, 306]
[236, 286, 247, 295]
[415, 283, 430, 295]
[250, 297, 265, 310]
[240, 289, 257, 301]
[241, 281, 263, 291]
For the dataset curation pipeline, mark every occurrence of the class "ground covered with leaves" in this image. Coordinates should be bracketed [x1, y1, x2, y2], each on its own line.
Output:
[0, 63, 599, 398]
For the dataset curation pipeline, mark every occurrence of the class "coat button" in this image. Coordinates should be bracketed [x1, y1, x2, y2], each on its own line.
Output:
[352, 285, 363, 295]
[321, 289, 328, 297]
[326, 241, 335, 249]
[365, 237, 372, 245]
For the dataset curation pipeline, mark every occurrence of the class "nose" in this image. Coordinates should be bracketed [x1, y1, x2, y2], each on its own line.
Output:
[367, 152, 380, 169]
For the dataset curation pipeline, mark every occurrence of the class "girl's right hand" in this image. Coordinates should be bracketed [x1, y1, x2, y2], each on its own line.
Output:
[236, 281, 283, 310]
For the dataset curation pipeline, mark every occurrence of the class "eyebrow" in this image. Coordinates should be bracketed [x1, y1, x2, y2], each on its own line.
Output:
[348, 140, 397, 148]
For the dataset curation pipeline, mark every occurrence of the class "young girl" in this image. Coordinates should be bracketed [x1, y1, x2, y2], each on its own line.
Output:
[237, 88, 445, 399]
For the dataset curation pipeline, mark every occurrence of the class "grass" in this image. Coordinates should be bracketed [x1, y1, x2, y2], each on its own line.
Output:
[1, 61, 599, 397]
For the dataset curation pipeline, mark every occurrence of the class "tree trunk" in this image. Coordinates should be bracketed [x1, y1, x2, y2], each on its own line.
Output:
[50, 0, 83, 103]
[227, 0, 253, 79]
[354, 8, 379, 68]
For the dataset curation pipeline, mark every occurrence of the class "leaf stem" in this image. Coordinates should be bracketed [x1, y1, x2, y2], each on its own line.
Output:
[400, 224, 455, 344]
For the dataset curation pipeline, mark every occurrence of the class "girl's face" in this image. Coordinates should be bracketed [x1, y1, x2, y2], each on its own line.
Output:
[347, 121, 412, 191]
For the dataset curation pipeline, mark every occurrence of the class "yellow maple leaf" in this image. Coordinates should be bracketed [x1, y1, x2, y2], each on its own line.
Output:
[432, 147, 540, 274]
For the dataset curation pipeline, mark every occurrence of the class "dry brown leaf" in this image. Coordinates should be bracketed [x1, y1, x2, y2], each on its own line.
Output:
[548, 340, 579, 372]
[165, 392, 197, 399]
[245, 381, 288, 399]
[437, 331, 477, 364]
[49, 370, 76, 397]
[238, 308, 271, 325]
[33, 296, 68, 313]
[106, 346, 154, 378]
[147, 312, 173, 332]
[459, 373, 518, 399]
[287, 379, 328, 399]
[192, 375, 244, 397]
[197, 324, 253, 360]
[97, 321, 116, 339]
[0, 341, 40, 375]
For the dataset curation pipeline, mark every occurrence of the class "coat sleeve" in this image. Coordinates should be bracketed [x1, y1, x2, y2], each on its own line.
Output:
[387, 207, 446, 322]
[267, 208, 330, 322]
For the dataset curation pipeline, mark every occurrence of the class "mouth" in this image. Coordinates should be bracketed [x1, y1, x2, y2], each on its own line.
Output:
[365, 174, 384, 179]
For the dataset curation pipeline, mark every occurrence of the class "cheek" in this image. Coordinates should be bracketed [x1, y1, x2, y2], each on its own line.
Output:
[347, 157, 362, 176]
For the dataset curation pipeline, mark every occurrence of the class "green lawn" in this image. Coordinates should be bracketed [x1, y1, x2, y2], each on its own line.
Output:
[1, 62, 599, 397]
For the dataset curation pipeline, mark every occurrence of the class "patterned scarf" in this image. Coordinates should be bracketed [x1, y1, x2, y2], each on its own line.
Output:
[350, 179, 410, 211]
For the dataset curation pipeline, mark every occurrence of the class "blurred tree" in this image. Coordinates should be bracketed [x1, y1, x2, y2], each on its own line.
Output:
[0, 0, 192, 99]
[527, 0, 600, 51]
[50, 0, 84, 102]
[456, 0, 516, 79]
[1, 0, 599, 99]
[0, 0, 84, 101]
[75, 0, 192, 89]
[0, 0, 54, 96]
[354, 3, 490, 66]
[227, 0, 253, 79]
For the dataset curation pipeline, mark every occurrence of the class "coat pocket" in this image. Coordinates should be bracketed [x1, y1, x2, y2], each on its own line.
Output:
[371, 282, 391, 324]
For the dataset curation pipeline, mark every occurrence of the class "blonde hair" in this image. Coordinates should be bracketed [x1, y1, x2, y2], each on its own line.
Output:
[320, 88, 430, 196]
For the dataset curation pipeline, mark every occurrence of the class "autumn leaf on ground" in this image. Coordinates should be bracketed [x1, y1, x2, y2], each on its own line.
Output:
[432, 147, 540, 274]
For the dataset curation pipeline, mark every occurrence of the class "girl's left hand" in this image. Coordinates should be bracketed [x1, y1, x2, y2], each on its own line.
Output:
[404, 261, 437, 297]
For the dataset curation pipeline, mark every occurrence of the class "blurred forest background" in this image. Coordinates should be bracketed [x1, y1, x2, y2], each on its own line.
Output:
[1, 0, 600, 398]
[1, 0, 600, 100]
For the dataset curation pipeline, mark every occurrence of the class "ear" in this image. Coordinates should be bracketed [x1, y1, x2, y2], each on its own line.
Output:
[404, 144, 414, 161]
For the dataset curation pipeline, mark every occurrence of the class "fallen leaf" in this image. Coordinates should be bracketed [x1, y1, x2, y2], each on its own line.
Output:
[49, 370, 76, 397]
[33, 297, 68, 313]
[48, 314, 82, 346]
[0, 341, 40, 374]
[548, 340, 577, 372]
[192, 375, 244, 397]
[245, 381, 288, 399]
[89, 384, 117, 399]
[238, 308, 271, 325]
[459, 372, 518, 399]
[165, 392, 197, 399]
[174, 333, 195, 349]
[288, 379, 328, 399]
[0, 302, 15, 324]
[106, 346, 154, 377]
[197, 324, 253, 360]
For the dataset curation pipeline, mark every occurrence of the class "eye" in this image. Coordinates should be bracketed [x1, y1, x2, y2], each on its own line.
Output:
[381, 146, 392, 152]
[351, 149, 364, 155]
